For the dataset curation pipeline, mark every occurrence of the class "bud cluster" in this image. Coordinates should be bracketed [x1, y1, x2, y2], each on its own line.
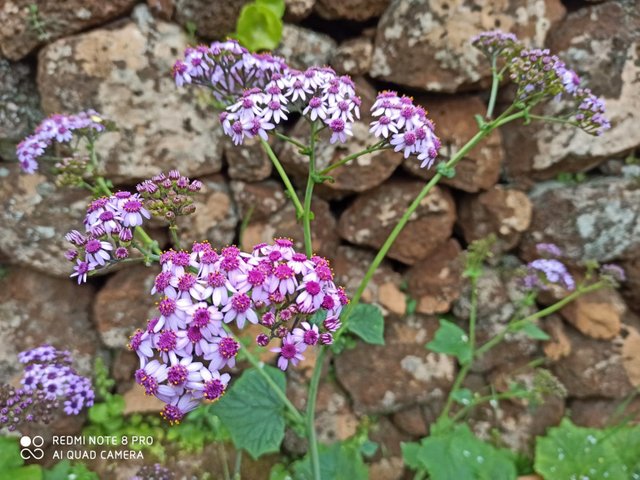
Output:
[136, 170, 203, 223]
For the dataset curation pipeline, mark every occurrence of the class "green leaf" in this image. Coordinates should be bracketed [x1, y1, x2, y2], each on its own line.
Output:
[360, 440, 378, 458]
[405, 425, 517, 480]
[5, 466, 43, 480]
[520, 322, 550, 340]
[534, 419, 634, 480]
[426, 319, 472, 365]
[401, 442, 423, 470]
[451, 388, 474, 406]
[211, 366, 287, 459]
[293, 441, 368, 480]
[236, 4, 283, 52]
[256, 0, 285, 17]
[346, 303, 385, 345]
[309, 309, 327, 326]
[0, 436, 23, 470]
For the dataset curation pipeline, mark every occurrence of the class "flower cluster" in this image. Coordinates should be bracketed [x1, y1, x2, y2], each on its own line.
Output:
[174, 39, 362, 146]
[65, 191, 151, 283]
[136, 170, 203, 222]
[369, 91, 441, 169]
[130, 239, 347, 424]
[471, 30, 521, 58]
[16, 110, 106, 174]
[0, 345, 94, 431]
[522, 243, 575, 291]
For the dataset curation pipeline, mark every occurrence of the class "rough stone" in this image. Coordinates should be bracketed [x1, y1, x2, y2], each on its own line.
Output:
[315, 0, 390, 21]
[225, 136, 272, 182]
[276, 24, 337, 70]
[520, 178, 640, 264]
[241, 197, 338, 258]
[335, 314, 456, 414]
[331, 246, 405, 316]
[453, 262, 540, 373]
[0, 267, 98, 384]
[551, 322, 640, 398]
[285, 0, 315, 21]
[123, 385, 165, 414]
[279, 79, 404, 198]
[370, 0, 565, 92]
[0, 164, 94, 276]
[230, 180, 287, 222]
[406, 239, 462, 314]
[570, 397, 640, 428]
[368, 417, 411, 480]
[620, 257, 640, 316]
[403, 95, 504, 192]
[176, 174, 238, 248]
[338, 180, 456, 265]
[0, 0, 138, 60]
[331, 37, 374, 76]
[0, 59, 42, 161]
[37, 5, 224, 183]
[458, 186, 533, 251]
[93, 266, 159, 349]
[391, 406, 429, 437]
[147, 0, 175, 20]
[560, 288, 626, 340]
[174, 0, 248, 39]
[503, 1, 640, 183]
[542, 315, 571, 361]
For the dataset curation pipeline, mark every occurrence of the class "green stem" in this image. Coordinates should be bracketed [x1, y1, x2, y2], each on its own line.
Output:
[169, 225, 181, 250]
[475, 281, 605, 358]
[527, 114, 577, 126]
[233, 451, 242, 480]
[318, 141, 387, 176]
[275, 131, 308, 151]
[260, 138, 304, 218]
[486, 55, 500, 119]
[307, 348, 326, 480]
[302, 123, 317, 257]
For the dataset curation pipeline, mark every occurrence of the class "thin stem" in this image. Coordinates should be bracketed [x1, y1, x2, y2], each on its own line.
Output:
[275, 131, 308, 151]
[318, 141, 387, 176]
[528, 114, 577, 126]
[259, 138, 304, 218]
[475, 281, 605, 358]
[302, 123, 317, 257]
[169, 225, 181, 250]
[217, 441, 231, 480]
[486, 55, 500, 119]
[307, 348, 325, 480]
[223, 326, 305, 425]
[233, 451, 242, 480]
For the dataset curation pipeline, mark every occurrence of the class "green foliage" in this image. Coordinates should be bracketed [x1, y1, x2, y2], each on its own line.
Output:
[556, 171, 587, 185]
[535, 419, 640, 479]
[346, 303, 385, 345]
[519, 321, 550, 340]
[211, 366, 287, 459]
[451, 388, 474, 406]
[292, 441, 369, 480]
[426, 318, 472, 365]
[43, 460, 98, 480]
[402, 424, 517, 480]
[463, 235, 496, 279]
[166, 404, 229, 452]
[234, 0, 285, 52]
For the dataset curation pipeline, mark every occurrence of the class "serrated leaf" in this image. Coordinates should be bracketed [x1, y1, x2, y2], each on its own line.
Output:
[236, 4, 283, 52]
[520, 322, 550, 340]
[211, 366, 287, 459]
[535, 419, 632, 480]
[256, 0, 285, 17]
[426, 319, 472, 365]
[346, 304, 385, 345]
[405, 425, 517, 480]
[293, 441, 368, 480]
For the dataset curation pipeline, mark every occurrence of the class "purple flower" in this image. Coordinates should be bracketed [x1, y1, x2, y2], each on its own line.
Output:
[271, 334, 306, 371]
[525, 259, 575, 291]
[222, 293, 258, 329]
[536, 243, 563, 258]
[471, 30, 521, 57]
[600, 264, 626, 283]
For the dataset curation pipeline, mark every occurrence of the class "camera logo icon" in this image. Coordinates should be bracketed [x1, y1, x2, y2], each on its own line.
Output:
[20, 435, 45, 460]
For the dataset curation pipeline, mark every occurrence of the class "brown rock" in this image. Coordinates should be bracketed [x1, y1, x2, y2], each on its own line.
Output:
[279, 79, 404, 198]
[371, 0, 565, 92]
[391, 406, 429, 437]
[0, 267, 98, 383]
[315, 381, 359, 444]
[570, 397, 640, 428]
[93, 266, 159, 349]
[331, 245, 405, 316]
[0, 164, 93, 276]
[122, 386, 165, 414]
[620, 257, 640, 316]
[404, 96, 504, 192]
[458, 186, 532, 251]
[338, 180, 456, 265]
[276, 24, 337, 70]
[241, 197, 338, 258]
[225, 136, 273, 182]
[542, 315, 571, 361]
[0, 0, 138, 60]
[285, 0, 315, 21]
[315, 0, 390, 21]
[230, 180, 287, 222]
[147, 0, 174, 19]
[503, 2, 640, 182]
[335, 314, 456, 414]
[520, 177, 640, 264]
[111, 350, 139, 392]
[407, 239, 462, 314]
[560, 288, 626, 340]
[331, 37, 374, 76]
[37, 5, 224, 183]
[551, 322, 639, 398]
[176, 175, 238, 248]
[174, 0, 248, 39]
[368, 417, 412, 480]
[622, 324, 640, 388]
[0, 58, 42, 161]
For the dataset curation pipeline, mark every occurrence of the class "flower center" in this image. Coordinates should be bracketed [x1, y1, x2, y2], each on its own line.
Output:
[167, 365, 188, 385]
[219, 338, 240, 359]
